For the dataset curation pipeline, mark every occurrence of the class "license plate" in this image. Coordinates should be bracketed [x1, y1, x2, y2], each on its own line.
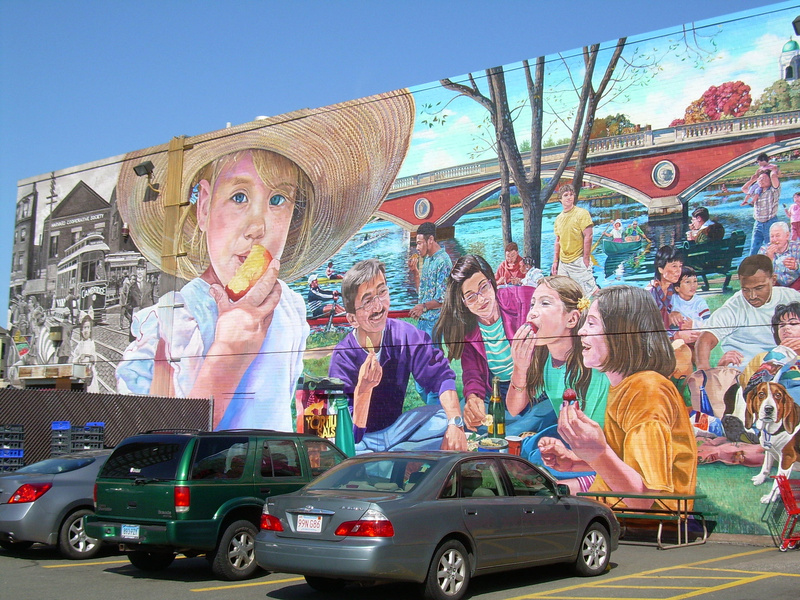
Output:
[296, 515, 323, 533]
[121, 525, 140, 540]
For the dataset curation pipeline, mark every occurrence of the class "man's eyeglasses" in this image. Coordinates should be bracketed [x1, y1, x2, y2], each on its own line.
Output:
[354, 288, 389, 312]
[462, 279, 492, 306]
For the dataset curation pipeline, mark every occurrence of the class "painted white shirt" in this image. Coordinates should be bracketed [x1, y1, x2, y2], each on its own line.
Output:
[702, 286, 800, 368]
[116, 277, 308, 431]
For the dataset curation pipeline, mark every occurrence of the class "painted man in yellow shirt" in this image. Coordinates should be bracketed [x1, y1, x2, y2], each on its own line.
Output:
[551, 184, 598, 296]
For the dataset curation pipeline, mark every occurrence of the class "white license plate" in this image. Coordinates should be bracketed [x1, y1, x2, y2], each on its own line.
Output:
[121, 525, 140, 540]
[296, 515, 323, 533]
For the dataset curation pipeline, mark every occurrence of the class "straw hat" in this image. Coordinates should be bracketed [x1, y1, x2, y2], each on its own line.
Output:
[116, 89, 415, 282]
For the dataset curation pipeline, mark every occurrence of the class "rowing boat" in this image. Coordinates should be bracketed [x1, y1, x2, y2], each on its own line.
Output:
[601, 238, 643, 256]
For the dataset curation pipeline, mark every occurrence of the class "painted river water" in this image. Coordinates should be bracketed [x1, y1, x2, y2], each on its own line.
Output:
[289, 176, 800, 310]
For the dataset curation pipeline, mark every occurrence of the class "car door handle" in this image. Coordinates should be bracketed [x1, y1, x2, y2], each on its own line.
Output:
[260, 488, 271, 495]
[465, 509, 478, 516]
[523, 508, 535, 514]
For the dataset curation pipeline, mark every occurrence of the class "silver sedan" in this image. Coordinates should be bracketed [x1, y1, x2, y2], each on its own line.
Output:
[255, 451, 619, 600]
[0, 450, 111, 559]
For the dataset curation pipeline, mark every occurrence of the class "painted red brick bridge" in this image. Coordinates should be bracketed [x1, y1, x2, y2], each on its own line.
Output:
[378, 111, 800, 232]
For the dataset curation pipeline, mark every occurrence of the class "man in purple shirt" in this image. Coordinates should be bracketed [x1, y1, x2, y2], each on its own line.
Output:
[329, 258, 467, 452]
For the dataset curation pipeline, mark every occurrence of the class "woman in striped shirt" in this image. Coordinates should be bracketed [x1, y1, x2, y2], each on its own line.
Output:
[435, 254, 547, 435]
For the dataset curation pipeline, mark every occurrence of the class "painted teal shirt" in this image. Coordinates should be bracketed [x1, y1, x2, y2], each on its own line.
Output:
[542, 354, 609, 429]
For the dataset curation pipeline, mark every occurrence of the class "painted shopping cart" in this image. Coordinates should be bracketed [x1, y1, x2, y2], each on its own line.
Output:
[772, 475, 800, 551]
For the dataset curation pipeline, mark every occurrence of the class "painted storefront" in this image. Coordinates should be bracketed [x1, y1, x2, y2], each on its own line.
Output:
[8, 2, 800, 534]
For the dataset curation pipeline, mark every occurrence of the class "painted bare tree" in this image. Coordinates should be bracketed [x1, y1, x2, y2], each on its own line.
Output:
[440, 41, 623, 266]
[438, 26, 715, 266]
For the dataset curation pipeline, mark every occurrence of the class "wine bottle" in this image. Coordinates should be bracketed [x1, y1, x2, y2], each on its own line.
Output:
[489, 376, 505, 438]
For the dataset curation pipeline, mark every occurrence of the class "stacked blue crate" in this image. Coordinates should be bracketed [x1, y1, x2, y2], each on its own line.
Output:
[1, 424, 25, 471]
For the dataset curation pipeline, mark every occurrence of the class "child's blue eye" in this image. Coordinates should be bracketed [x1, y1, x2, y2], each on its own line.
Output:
[232, 192, 248, 204]
[270, 194, 288, 206]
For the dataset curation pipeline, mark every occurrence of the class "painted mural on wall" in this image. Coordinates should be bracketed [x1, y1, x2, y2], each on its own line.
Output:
[8, 2, 800, 534]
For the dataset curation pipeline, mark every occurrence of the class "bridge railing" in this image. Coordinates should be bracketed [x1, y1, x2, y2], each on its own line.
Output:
[674, 110, 800, 140]
[389, 110, 800, 191]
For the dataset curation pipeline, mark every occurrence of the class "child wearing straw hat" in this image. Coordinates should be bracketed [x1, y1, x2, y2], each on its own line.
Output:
[114, 91, 415, 431]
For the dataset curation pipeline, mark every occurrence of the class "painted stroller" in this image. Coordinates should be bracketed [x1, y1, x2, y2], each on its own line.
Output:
[772, 475, 800, 551]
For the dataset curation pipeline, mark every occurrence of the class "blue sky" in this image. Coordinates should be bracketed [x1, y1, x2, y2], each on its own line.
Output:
[0, 0, 789, 320]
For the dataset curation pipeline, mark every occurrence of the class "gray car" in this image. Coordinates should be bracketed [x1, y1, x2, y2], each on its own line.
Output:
[0, 450, 111, 559]
[255, 451, 620, 600]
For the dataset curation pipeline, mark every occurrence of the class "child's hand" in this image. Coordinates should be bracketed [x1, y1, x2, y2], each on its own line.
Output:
[557, 401, 607, 463]
[537, 437, 579, 471]
[511, 322, 536, 368]
[668, 311, 685, 328]
[209, 257, 282, 356]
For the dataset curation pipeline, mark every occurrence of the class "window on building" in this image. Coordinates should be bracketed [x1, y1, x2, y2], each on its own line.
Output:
[49, 234, 59, 259]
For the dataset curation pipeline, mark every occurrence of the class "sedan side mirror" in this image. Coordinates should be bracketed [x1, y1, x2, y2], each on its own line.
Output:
[556, 483, 570, 497]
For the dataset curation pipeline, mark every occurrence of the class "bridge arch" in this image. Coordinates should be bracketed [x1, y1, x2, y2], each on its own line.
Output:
[678, 136, 800, 203]
[379, 170, 655, 231]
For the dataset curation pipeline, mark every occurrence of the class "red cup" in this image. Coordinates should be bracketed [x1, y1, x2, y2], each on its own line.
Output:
[506, 435, 522, 456]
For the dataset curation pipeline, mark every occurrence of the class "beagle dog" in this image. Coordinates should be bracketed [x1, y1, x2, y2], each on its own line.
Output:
[745, 381, 800, 503]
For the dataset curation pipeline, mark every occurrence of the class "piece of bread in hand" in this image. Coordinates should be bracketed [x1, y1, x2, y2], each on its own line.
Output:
[225, 245, 273, 301]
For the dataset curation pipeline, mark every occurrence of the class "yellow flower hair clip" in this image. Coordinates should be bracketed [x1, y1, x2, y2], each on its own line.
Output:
[576, 297, 591, 312]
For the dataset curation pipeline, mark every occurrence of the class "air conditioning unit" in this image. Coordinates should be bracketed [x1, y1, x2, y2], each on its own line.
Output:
[18, 363, 88, 380]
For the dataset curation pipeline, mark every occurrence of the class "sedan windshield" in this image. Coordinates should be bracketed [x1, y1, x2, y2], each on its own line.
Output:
[308, 457, 436, 493]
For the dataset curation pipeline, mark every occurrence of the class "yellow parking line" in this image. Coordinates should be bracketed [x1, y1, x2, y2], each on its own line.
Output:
[45, 559, 130, 568]
[504, 548, 775, 600]
[661, 573, 775, 600]
[191, 576, 304, 592]
[595, 585, 706, 589]
[647, 576, 742, 580]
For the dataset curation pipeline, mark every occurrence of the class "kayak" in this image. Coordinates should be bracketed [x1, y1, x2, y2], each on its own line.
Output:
[601, 238, 643, 256]
[305, 276, 342, 286]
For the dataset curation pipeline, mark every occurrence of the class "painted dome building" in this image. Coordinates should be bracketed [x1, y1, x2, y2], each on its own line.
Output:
[780, 38, 800, 82]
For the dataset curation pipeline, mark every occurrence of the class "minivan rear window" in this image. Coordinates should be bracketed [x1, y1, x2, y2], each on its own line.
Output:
[101, 439, 190, 480]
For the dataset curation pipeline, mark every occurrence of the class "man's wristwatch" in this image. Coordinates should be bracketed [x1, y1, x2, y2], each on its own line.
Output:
[447, 415, 464, 429]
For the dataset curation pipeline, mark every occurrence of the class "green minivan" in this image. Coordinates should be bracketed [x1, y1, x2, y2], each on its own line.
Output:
[85, 430, 346, 580]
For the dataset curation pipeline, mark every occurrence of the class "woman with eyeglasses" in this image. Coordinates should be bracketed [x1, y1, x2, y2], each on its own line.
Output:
[434, 254, 546, 434]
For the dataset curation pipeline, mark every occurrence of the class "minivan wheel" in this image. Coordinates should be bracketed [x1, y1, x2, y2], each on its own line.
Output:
[127, 550, 175, 571]
[58, 509, 101, 559]
[210, 520, 260, 581]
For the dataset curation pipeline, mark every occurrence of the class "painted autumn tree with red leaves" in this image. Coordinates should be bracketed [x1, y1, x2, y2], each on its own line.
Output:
[670, 80, 752, 125]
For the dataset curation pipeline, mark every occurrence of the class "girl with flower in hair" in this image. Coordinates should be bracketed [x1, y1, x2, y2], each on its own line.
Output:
[506, 276, 609, 491]
[538, 285, 697, 510]
[506, 276, 609, 427]
[113, 92, 415, 431]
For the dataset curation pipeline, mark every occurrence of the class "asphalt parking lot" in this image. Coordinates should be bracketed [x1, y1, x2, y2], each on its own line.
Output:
[2, 536, 799, 600]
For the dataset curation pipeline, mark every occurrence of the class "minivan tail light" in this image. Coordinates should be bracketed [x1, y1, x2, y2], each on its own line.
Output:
[8, 483, 52, 504]
[174, 485, 190, 513]
[334, 509, 394, 537]
[93, 483, 97, 508]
